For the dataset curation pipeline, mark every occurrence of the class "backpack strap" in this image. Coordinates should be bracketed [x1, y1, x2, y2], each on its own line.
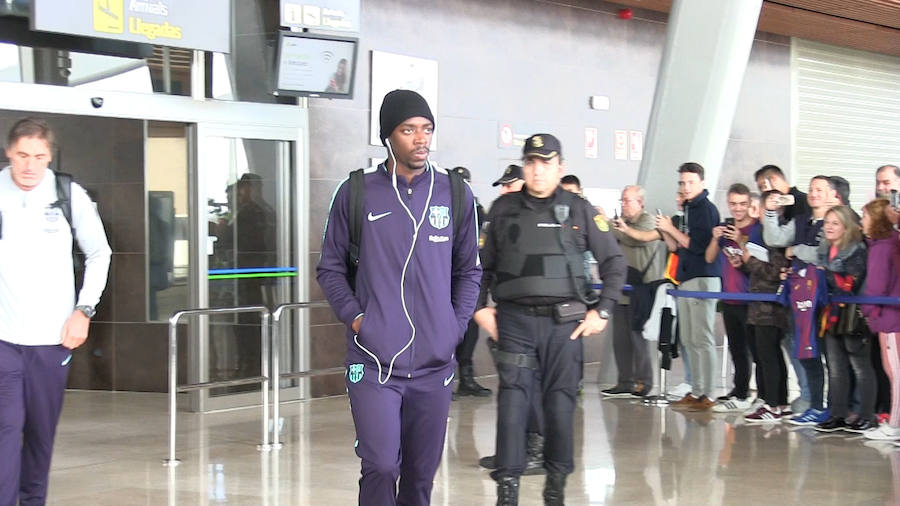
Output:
[347, 169, 366, 284]
[52, 171, 85, 289]
[53, 171, 74, 231]
[447, 168, 466, 239]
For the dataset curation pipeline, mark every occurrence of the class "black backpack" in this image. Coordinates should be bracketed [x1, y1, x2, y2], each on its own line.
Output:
[51, 172, 86, 287]
[346, 167, 467, 289]
[52, 172, 76, 235]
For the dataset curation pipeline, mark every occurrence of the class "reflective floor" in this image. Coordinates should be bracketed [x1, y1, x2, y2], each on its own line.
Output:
[47, 364, 899, 505]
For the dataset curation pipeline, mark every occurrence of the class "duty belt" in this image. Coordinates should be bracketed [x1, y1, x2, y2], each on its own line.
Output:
[498, 301, 556, 317]
[487, 339, 539, 370]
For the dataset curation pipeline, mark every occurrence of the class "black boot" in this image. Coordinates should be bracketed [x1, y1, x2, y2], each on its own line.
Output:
[479, 454, 497, 469]
[543, 472, 566, 506]
[523, 432, 545, 475]
[496, 476, 519, 506]
[482, 432, 545, 472]
[456, 364, 492, 397]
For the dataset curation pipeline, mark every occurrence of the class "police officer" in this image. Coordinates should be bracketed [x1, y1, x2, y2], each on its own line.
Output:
[451, 166, 492, 398]
[473, 134, 626, 505]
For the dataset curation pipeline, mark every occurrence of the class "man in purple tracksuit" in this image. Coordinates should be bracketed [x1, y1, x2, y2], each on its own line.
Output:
[317, 90, 481, 506]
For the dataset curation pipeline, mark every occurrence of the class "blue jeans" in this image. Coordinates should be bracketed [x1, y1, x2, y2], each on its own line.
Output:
[782, 330, 810, 402]
[799, 357, 825, 410]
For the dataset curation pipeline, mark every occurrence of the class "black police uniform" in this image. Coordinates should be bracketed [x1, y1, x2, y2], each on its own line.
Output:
[477, 185, 626, 480]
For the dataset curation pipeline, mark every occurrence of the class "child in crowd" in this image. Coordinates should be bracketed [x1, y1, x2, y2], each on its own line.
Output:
[727, 192, 791, 422]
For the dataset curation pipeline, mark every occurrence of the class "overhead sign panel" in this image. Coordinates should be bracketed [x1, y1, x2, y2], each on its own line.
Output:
[32, 0, 231, 53]
[280, 0, 360, 32]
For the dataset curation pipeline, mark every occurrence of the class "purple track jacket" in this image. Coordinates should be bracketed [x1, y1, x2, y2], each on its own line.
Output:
[317, 163, 482, 380]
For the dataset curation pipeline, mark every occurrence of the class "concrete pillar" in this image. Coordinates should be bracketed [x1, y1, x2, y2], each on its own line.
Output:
[638, 0, 762, 212]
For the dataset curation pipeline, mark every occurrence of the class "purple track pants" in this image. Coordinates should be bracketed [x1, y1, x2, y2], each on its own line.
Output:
[0, 341, 71, 506]
[346, 360, 454, 506]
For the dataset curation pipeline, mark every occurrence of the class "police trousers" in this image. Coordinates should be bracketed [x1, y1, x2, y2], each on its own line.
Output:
[494, 304, 581, 478]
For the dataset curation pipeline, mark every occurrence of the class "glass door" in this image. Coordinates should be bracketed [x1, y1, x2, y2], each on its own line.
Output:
[192, 124, 304, 411]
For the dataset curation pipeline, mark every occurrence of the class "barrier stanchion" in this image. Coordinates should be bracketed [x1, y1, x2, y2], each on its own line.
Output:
[643, 368, 670, 407]
[270, 301, 344, 449]
[164, 305, 271, 466]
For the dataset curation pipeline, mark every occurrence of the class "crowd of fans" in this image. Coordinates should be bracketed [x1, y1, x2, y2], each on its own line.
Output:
[603, 163, 900, 447]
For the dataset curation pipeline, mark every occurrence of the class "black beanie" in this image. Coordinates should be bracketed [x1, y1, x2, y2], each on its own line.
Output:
[379, 89, 434, 146]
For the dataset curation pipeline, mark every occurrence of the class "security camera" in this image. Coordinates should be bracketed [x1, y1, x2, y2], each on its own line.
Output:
[90, 97, 104, 108]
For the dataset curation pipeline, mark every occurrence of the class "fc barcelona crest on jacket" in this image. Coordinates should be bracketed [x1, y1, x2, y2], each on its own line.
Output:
[348, 363, 364, 383]
[429, 206, 450, 230]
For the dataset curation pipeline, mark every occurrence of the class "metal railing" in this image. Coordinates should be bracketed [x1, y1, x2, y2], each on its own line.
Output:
[270, 301, 345, 449]
[164, 306, 271, 466]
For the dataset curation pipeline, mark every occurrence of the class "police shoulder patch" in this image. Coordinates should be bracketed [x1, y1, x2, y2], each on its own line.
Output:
[594, 214, 609, 232]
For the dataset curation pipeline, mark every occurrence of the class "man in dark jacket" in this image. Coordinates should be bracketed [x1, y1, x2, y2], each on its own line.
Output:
[317, 90, 482, 506]
[656, 162, 721, 411]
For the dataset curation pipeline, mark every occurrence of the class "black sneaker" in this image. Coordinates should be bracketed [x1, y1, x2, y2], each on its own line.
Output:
[479, 455, 497, 469]
[631, 382, 651, 398]
[601, 384, 633, 398]
[716, 390, 737, 402]
[815, 416, 847, 433]
[846, 417, 878, 434]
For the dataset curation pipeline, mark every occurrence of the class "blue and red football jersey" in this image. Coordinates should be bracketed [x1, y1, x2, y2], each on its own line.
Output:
[778, 267, 828, 359]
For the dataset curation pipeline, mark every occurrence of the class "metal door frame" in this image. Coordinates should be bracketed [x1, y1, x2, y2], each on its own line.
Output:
[0, 82, 311, 412]
[193, 122, 308, 411]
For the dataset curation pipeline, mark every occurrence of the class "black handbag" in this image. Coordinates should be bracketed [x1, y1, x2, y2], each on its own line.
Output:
[835, 303, 864, 337]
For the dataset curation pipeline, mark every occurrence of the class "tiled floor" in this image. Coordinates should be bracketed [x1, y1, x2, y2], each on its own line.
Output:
[46, 365, 899, 505]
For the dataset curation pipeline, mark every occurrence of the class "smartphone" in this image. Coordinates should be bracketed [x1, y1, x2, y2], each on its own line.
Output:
[656, 208, 663, 217]
[763, 177, 774, 192]
[774, 194, 795, 206]
[613, 208, 620, 220]
[892, 190, 899, 211]
[724, 217, 735, 227]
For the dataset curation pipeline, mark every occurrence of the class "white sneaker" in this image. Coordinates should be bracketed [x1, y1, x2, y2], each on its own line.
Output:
[743, 398, 764, 415]
[713, 397, 753, 413]
[667, 382, 692, 400]
[864, 424, 900, 441]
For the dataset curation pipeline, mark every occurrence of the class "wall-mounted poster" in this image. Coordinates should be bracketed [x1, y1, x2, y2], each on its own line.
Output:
[370, 50, 439, 149]
[584, 127, 598, 159]
[630, 130, 643, 161]
[614, 130, 627, 160]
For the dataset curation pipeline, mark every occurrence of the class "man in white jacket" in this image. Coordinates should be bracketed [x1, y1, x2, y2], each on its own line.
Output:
[0, 118, 111, 506]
